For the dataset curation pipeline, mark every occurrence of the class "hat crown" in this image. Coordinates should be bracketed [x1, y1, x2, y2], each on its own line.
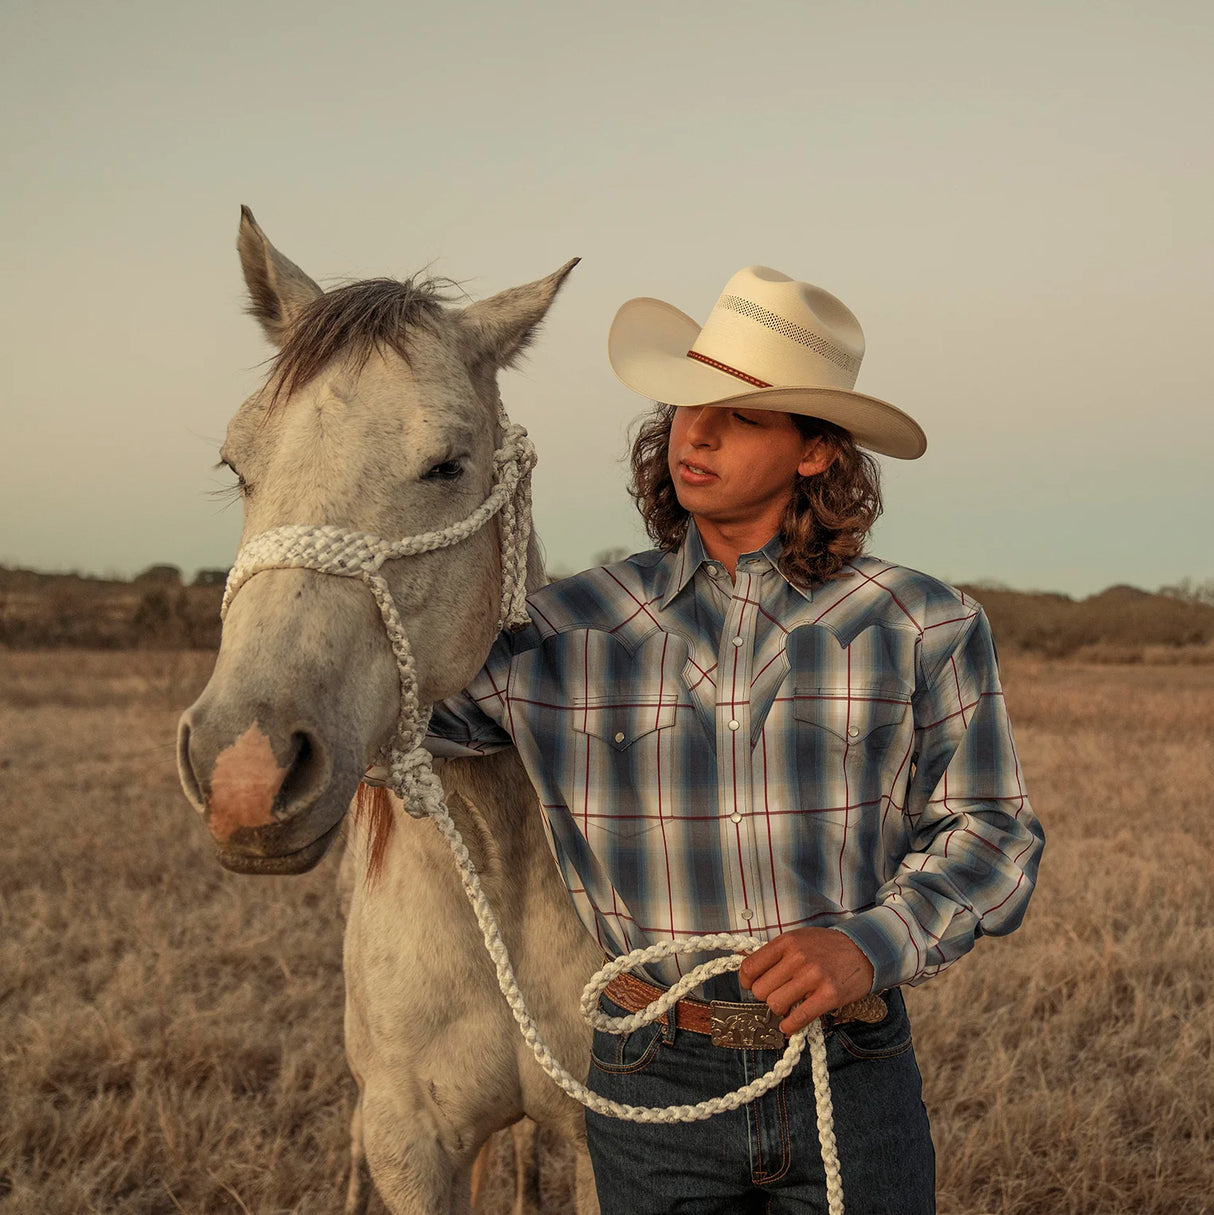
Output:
[605, 264, 927, 459]
[690, 266, 866, 392]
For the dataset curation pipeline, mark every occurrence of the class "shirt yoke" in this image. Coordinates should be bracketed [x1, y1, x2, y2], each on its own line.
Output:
[520, 550, 669, 647]
[521, 551, 982, 681]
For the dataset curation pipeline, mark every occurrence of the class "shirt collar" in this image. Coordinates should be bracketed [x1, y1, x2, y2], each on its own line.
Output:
[656, 523, 814, 608]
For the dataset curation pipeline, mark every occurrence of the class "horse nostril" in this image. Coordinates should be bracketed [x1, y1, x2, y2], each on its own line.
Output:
[177, 718, 205, 811]
[276, 728, 331, 813]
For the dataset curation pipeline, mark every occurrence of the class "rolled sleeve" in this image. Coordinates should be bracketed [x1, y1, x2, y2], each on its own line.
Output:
[425, 691, 512, 757]
[424, 628, 518, 758]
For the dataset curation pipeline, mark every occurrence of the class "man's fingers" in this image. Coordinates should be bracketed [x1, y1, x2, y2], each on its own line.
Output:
[737, 937, 789, 990]
[779, 992, 834, 1036]
[743, 953, 806, 1004]
[737, 928, 874, 1033]
[762, 977, 815, 1019]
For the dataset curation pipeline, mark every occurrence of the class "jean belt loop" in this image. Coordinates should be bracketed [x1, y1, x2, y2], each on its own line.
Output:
[662, 1004, 678, 1045]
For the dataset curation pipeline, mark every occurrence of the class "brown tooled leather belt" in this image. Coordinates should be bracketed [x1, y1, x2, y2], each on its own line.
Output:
[604, 972, 888, 1050]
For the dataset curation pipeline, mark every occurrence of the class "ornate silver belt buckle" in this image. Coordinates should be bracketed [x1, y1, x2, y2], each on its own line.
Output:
[709, 1000, 786, 1049]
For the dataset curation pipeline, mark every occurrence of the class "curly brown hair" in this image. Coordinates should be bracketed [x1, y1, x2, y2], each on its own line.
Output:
[628, 405, 883, 587]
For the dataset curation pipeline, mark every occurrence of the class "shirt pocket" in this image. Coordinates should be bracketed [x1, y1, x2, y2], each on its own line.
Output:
[791, 685, 913, 808]
[570, 693, 678, 840]
[792, 685, 911, 744]
[571, 694, 678, 751]
[566, 631, 686, 841]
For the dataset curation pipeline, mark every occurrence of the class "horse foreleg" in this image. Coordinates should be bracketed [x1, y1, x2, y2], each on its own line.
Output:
[573, 1139, 600, 1215]
[360, 1089, 480, 1215]
[470, 1121, 543, 1215]
[511, 1119, 541, 1214]
[469, 1130, 494, 1211]
[344, 1090, 371, 1215]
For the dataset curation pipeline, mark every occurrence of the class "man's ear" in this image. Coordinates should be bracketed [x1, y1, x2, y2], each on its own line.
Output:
[458, 259, 579, 370]
[237, 205, 323, 347]
[797, 435, 836, 478]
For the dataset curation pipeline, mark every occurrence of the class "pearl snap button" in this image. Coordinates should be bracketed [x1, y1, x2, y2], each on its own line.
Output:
[728, 719, 740, 730]
[730, 812, 742, 824]
[848, 726, 860, 738]
[740, 908, 754, 921]
[705, 564, 718, 576]
[731, 636, 744, 647]
[614, 731, 625, 743]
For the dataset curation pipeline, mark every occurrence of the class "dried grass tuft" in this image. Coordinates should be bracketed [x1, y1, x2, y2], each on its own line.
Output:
[1, 652, 1211, 1213]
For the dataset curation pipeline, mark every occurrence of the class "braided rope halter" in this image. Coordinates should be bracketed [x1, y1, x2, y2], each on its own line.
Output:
[221, 401, 844, 1214]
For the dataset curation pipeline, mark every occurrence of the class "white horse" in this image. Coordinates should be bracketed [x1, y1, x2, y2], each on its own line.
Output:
[177, 209, 603, 1214]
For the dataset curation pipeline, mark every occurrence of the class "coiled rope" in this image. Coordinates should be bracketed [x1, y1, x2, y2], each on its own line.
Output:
[222, 403, 844, 1214]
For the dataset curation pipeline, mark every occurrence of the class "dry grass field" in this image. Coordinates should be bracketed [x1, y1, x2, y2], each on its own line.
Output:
[1, 649, 1211, 1214]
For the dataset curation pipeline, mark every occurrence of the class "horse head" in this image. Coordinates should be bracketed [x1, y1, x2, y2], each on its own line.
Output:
[177, 207, 575, 875]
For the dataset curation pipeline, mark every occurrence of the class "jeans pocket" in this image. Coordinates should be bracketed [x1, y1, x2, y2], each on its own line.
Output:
[834, 988, 913, 1060]
[590, 996, 666, 1075]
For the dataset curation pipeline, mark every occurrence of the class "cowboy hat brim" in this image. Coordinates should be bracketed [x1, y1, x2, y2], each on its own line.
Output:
[609, 297, 927, 460]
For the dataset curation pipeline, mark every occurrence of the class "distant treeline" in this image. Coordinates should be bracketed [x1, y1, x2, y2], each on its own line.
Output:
[0, 565, 226, 649]
[957, 582, 1214, 660]
[2, 564, 1213, 660]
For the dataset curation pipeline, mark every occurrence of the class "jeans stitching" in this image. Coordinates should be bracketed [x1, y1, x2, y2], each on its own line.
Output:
[749, 1051, 765, 1183]
[753, 1073, 792, 1185]
[590, 1026, 664, 1075]
[835, 1030, 913, 1060]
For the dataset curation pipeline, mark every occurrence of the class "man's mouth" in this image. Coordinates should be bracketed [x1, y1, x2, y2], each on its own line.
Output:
[678, 460, 718, 484]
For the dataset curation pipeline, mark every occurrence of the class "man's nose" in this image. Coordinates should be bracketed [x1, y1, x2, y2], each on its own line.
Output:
[684, 406, 721, 445]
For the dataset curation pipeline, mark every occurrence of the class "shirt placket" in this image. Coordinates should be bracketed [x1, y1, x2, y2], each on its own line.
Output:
[712, 563, 767, 934]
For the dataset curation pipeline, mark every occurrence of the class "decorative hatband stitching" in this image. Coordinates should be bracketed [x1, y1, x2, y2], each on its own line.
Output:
[686, 350, 772, 388]
[718, 295, 862, 375]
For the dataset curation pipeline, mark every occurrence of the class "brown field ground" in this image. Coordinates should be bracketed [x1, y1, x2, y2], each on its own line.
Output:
[1, 650, 1211, 1214]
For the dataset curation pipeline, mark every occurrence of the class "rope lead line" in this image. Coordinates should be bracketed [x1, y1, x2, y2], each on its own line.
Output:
[221, 403, 844, 1215]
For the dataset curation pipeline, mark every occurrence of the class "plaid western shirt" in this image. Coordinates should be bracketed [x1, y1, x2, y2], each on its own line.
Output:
[428, 526, 1043, 992]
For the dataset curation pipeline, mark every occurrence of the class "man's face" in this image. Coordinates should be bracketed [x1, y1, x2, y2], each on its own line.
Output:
[667, 405, 829, 533]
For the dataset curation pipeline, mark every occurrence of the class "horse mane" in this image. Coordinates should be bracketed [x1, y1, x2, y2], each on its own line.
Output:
[353, 782, 395, 884]
[268, 276, 456, 407]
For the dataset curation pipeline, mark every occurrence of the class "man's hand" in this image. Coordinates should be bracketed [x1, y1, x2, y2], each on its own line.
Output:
[737, 928, 875, 1035]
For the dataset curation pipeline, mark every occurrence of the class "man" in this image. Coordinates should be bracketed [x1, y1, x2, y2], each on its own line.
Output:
[429, 266, 1044, 1213]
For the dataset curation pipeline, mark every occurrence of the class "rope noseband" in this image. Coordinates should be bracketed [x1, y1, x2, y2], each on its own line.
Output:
[222, 404, 536, 819]
[221, 402, 844, 1214]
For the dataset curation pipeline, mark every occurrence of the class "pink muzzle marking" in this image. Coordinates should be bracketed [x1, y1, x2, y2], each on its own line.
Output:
[207, 723, 289, 843]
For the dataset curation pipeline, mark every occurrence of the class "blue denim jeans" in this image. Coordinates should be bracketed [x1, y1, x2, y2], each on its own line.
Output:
[584, 984, 934, 1214]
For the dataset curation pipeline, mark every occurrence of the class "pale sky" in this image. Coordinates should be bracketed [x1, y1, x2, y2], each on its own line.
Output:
[2, 0, 1211, 596]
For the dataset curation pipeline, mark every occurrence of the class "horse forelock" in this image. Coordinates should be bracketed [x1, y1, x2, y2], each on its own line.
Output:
[267, 276, 458, 409]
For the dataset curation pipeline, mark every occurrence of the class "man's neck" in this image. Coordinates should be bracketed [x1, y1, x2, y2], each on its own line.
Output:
[692, 516, 780, 579]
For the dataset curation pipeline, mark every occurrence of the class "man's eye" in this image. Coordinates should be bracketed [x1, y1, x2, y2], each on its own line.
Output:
[732, 412, 760, 426]
[423, 460, 464, 482]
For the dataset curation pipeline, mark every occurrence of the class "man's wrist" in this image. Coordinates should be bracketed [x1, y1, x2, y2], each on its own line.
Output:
[826, 911, 918, 993]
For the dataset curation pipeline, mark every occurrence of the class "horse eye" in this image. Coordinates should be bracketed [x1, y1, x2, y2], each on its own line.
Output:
[216, 459, 252, 499]
[423, 459, 464, 482]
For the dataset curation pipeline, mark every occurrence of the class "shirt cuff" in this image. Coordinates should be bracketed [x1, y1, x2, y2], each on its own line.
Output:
[827, 906, 923, 993]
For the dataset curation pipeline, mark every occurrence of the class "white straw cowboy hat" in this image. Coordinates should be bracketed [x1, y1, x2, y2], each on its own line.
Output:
[608, 266, 927, 459]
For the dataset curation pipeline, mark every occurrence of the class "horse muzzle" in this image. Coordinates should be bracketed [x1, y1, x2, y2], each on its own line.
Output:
[211, 818, 346, 875]
[177, 708, 355, 874]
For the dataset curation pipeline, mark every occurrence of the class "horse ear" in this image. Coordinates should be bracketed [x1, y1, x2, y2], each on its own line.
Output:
[459, 258, 580, 370]
[237, 205, 323, 346]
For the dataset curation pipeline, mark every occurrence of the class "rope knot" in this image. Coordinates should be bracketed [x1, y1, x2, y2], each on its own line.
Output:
[391, 747, 445, 820]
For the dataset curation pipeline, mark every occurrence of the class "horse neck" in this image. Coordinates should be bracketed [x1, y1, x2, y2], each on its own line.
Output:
[353, 750, 549, 906]
[524, 532, 548, 595]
